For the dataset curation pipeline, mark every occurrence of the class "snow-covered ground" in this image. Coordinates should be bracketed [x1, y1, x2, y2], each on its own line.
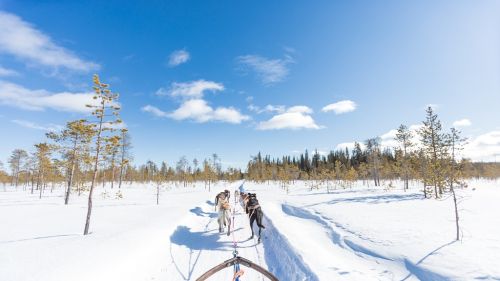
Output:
[1, 179, 499, 281]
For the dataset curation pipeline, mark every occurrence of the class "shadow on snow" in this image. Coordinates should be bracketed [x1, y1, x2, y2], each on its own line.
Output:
[306, 193, 423, 207]
[190, 207, 218, 218]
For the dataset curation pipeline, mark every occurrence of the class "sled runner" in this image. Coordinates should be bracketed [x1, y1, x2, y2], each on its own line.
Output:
[195, 255, 279, 281]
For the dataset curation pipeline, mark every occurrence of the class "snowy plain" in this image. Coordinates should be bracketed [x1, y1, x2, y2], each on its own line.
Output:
[1, 179, 499, 281]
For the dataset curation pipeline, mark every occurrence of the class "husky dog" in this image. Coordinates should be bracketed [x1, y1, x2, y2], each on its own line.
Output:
[215, 192, 231, 235]
[245, 193, 265, 243]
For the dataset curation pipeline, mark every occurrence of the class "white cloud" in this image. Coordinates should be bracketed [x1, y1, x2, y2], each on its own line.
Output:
[0, 80, 98, 112]
[248, 104, 285, 114]
[169, 99, 249, 124]
[154, 87, 168, 96]
[237, 54, 293, 84]
[322, 100, 357, 114]
[11, 119, 62, 132]
[168, 49, 190, 67]
[0, 66, 19, 77]
[152, 79, 248, 125]
[213, 107, 250, 124]
[160, 80, 224, 99]
[0, 11, 99, 72]
[287, 105, 312, 114]
[463, 131, 500, 162]
[453, 118, 472, 127]
[256, 106, 322, 130]
[141, 105, 168, 117]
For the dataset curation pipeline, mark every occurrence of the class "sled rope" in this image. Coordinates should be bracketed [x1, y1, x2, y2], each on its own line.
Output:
[231, 191, 241, 281]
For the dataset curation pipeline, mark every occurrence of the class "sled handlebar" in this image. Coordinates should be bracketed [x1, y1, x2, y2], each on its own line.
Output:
[195, 256, 279, 281]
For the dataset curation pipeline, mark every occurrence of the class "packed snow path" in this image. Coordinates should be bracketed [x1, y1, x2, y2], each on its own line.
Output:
[166, 182, 268, 280]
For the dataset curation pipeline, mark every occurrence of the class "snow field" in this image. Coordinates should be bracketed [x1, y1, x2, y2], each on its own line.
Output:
[1, 179, 500, 280]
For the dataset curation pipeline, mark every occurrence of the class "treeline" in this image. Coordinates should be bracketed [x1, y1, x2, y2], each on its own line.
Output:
[3, 107, 500, 199]
[247, 107, 500, 198]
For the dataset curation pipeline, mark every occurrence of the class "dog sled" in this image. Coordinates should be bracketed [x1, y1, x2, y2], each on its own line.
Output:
[199, 185, 278, 280]
[195, 253, 279, 281]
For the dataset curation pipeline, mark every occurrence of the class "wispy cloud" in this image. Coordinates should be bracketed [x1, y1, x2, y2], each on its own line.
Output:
[0, 65, 19, 77]
[141, 105, 168, 117]
[157, 80, 224, 99]
[0, 11, 99, 72]
[453, 118, 472, 127]
[11, 119, 62, 132]
[122, 54, 135, 62]
[257, 105, 322, 130]
[168, 49, 190, 67]
[237, 54, 293, 85]
[0, 80, 98, 112]
[248, 104, 285, 114]
[322, 100, 357, 114]
[169, 99, 249, 124]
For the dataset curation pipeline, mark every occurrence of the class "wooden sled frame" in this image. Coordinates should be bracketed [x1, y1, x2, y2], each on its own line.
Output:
[195, 256, 279, 281]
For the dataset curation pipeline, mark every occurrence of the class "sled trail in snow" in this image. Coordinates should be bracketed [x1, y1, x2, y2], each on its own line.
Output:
[167, 185, 267, 281]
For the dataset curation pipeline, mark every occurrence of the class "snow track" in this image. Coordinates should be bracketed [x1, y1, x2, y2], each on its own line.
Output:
[280, 203, 461, 281]
[165, 181, 269, 280]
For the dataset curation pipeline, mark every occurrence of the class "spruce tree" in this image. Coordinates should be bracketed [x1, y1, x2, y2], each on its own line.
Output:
[118, 128, 132, 189]
[395, 124, 413, 191]
[418, 107, 448, 198]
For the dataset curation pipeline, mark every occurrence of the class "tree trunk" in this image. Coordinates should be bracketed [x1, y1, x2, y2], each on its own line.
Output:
[118, 164, 124, 189]
[31, 173, 35, 194]
[111, 158, 115, 189]
[451, 186, 460, 241]
[84, 105, 104, 236]
[66, 159, 76, 205]
[156, 185, 160, 205]
[38, 169, 43, 199]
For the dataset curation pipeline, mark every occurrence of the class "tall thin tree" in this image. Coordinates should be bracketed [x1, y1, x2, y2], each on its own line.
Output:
[83, 74, 122, 235]
[395, 124, 413, 191]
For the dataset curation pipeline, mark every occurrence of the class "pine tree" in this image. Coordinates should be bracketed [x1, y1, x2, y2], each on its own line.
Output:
[8, 149, 28, 187]
[47, 120, 95, 204]
[103, 135, 121, 189]
[84, 74, 122, 235]
[33, 143, 53, 199]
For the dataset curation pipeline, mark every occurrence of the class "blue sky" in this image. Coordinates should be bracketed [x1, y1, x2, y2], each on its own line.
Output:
[1, 0, 500, 168]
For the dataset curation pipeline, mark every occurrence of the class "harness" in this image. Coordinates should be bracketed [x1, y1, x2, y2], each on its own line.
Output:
[247, 204, 260, 218]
